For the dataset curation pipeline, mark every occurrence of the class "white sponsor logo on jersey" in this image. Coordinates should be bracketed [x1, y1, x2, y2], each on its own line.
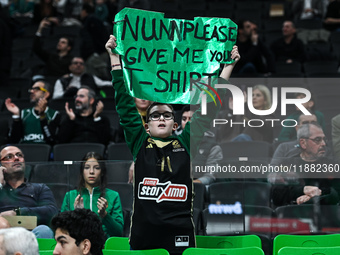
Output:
[138, 178, 188, 203]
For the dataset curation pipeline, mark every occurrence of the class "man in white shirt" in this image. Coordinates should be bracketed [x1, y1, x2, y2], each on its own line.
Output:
[293, 0, 324, 22]
[53, 57, 112, 99]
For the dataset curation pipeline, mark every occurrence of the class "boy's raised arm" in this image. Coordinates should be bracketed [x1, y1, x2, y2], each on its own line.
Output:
[106, 35, 122, 71]
[219, 45, 240, 80]
[105, 35, 146, 159]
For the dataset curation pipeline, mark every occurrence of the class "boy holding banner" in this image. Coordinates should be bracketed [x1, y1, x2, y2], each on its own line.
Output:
[106, 34, 240, 254]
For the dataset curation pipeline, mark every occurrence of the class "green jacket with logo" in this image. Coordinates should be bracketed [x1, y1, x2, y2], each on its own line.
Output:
[61, 187, 124, 237]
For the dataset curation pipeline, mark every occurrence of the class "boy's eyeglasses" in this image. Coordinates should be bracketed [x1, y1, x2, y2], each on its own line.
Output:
[28, 87, 48, 93]
[149, 112, 174, 121]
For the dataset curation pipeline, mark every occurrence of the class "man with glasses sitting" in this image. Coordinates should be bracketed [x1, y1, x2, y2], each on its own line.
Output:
[52, 57, 112, 99]
[58, 86, 111, 145]
[0, 145, 58, 237]
[271, 114, 319, 166]
[271, 122, 339, 206]
[5, 80, 61, 145]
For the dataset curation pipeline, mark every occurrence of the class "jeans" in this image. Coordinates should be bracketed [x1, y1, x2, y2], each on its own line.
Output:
[32, 225, 54, 239]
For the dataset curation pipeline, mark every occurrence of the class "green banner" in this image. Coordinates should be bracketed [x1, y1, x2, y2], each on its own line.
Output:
[113, 8, 237, 104]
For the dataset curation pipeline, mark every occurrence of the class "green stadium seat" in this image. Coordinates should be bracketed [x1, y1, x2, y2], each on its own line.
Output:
[273, 234, 340, 255]
[195, 235, 262, 249]
[182, 247, 264, 255]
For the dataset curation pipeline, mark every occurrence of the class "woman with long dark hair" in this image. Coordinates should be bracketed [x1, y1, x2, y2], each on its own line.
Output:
[61, 152, 123, 238]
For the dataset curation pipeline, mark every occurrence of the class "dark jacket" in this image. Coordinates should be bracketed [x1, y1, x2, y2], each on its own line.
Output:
[271, 157, 339, 206]
[270, 35, 306, 63]
[33, 35, 73, 77]
[324, 1, 340, 31]
[0, 182, 58, 225]
[234, 38, 275, 74]
[58, 112, 111, 145]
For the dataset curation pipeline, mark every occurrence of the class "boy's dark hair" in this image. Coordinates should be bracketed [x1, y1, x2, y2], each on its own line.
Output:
[146, 102, 174, 122]
[51, 209, 105, 255]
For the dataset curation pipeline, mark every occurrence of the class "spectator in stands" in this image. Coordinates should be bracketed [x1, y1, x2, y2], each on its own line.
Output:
[0, 227, 39, 255]
[292, 0, 324, 23]
[271, 114, 318, 166]
[270, 20, 306, 63]
[58, 86, 111, 145]
[55, 0, 82, 23]
[79, 4, 110, 80]
[117, 0, 150, 12]
[94, 0, 109, 23]
[32, 0, 60, 24]
[234, 19, 275, 75]
[271, 123, 339, 206]
[278, 92, 325, 142]
[61, 152, 124, 238]
[51, 209, 106, 255]
[33, 18, 74, 77]
[232, 84, 274, 143]
[331, 113, 340, 161]
[53, 56, 112, 99]
[0, 145, 58, 237]
[134, 98, 152, 125]
[175, 105, 221, 185]
[5, 80, 61, 145]
[9, 0, 34, 18]
[0, 217, 10, 229]
[324, 0, 340, 31]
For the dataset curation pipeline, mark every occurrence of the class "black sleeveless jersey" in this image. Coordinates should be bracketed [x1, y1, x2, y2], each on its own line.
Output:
[131, 137, 195, 254]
